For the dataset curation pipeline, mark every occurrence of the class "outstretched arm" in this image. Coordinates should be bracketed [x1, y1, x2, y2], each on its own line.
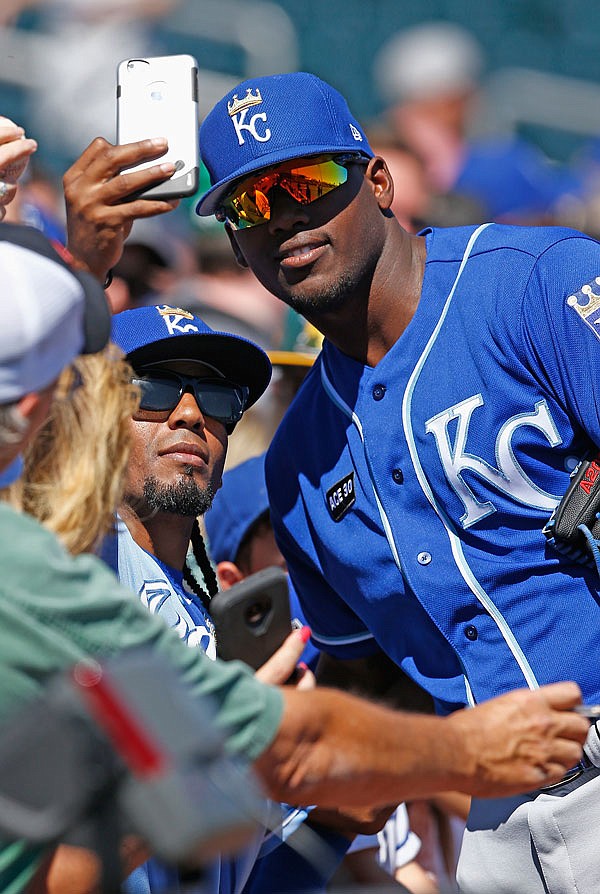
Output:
[255, 681, 588, 808]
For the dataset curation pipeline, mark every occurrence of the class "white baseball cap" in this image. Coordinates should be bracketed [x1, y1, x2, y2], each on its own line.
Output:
[0, 224, 111, 403]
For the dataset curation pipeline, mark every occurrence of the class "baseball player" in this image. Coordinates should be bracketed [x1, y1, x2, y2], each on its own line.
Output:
[194, 71, 600, 893]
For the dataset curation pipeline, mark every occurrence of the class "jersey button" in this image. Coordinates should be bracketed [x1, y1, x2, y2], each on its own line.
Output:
[465, 625, 478, 641]
[417, 551, 432, 565]
[372, 384, 386, 401]
[392, 468, 404, 484]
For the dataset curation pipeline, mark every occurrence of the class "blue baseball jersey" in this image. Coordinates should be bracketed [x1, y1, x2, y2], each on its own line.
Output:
[101, 517, 217, 659]
[266, 223, 600, 712]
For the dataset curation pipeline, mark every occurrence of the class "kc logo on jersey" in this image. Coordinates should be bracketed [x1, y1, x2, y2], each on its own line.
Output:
[567, 277, 600, 340]
[228, 87, 271, 146]
[326, 471, 356, 522]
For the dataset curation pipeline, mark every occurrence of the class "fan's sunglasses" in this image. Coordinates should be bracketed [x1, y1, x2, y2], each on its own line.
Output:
[216, 154, 368, 230]
[132, 372, 249, 432]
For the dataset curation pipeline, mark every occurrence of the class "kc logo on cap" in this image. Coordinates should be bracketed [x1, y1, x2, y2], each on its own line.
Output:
[227, 88, 271, 147]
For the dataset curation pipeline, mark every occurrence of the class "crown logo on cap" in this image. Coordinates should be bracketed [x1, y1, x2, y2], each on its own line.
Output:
[157, 305, 194, 320]
[227, 88, 263, 117]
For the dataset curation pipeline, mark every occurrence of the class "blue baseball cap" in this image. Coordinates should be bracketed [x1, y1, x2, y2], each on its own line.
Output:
[204, 454, 269, 564]
[196, 71, 374, 217]
[111, 305, 271, 410]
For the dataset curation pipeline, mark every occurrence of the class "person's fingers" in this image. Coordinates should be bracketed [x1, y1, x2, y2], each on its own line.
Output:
[101, 162, 177, 207]
[295, 664, 316, 691]
[536, 681, 584, 710]
[65, 136, 168, 184]
[545, 737, 588, 769]
[0, 119, 24, 143]
[0, 119, 37, 182]
[255, 627, 310, 685]
[530, 760, 573, 787]
[0, 139, 37, 180]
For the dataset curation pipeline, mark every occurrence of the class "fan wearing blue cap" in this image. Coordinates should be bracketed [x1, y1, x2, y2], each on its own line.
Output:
[105, 305, 328, 894]
[104, 303, 271, 658]
[194, 70, 600, 894]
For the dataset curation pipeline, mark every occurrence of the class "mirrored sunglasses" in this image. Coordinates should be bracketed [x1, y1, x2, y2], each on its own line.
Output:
[132, 372, 249, 432]
[216, 154, 366, 230]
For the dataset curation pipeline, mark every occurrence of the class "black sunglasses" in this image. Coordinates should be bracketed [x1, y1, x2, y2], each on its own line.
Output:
[132, 371, 249, 432]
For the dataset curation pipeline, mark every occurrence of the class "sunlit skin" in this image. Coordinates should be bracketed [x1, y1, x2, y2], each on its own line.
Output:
[227, 155, 426, 368]
[121, 360, 228, 569]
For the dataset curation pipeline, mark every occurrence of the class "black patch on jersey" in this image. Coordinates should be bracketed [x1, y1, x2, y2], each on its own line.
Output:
[326, 472, 356, 522]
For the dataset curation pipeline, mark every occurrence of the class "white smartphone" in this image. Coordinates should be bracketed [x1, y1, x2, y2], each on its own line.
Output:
[116, 54, 199, 200]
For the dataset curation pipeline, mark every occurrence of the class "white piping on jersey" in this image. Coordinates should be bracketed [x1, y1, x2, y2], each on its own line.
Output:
[312, 629, 375, 647]
[401, 222, 539, 693]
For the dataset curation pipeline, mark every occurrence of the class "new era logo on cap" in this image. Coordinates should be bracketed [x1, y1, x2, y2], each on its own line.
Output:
[196, 72, 374, 216]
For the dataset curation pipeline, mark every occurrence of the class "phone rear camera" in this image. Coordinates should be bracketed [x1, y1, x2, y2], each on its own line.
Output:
[245, 600, 270, 627]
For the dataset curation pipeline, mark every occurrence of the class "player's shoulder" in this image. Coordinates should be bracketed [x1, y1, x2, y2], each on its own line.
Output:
[425, 223, 599, 263]
[476, 222, 598, 260]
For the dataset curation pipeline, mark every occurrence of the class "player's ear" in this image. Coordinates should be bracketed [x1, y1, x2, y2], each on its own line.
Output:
[216, 561, 245, 590]
[365, 156, 394, 213]
[224, 222, 249, 269]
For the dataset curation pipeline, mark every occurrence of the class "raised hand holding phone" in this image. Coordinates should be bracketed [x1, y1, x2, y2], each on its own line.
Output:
[210, 566, 313, 687]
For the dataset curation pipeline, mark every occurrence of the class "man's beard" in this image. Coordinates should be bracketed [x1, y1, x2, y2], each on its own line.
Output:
[283, 273, 353, 316]
[142, 471, 216, 517]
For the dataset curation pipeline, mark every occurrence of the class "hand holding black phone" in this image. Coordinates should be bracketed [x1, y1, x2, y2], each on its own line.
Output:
[210, 566, 293, 671]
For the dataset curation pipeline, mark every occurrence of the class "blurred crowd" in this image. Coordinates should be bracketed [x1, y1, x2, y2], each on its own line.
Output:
[2, 8, 600, 893]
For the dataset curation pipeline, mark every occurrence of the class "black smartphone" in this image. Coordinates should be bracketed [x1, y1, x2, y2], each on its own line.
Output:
[116, 54, 199, 200]
[210, 567, 292, 670]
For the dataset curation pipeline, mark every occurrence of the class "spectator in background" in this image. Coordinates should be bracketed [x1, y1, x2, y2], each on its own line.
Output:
[366, 128, 486, 232]
[331, 803, 436, 893]
[373, 21, 582, 222]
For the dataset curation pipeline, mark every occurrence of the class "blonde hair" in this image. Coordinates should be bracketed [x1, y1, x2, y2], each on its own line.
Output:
[10, 343, 140, 555]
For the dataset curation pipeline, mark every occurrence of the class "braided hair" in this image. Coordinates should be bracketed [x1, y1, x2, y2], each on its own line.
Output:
[182, 518, 219, 613]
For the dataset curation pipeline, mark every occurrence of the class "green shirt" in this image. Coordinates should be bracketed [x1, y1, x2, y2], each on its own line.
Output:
[0, 502, 283, 892]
